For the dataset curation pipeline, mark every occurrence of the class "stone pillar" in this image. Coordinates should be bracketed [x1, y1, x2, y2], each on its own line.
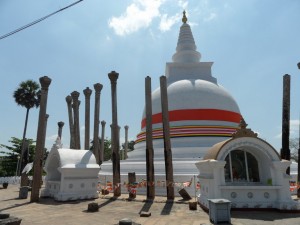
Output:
[93, 83, 103, 164]
[108, 71, 121, 197]
[71, 91, 81, 149]
[65, 95, 75, 149]
[40, 114, 49, 178]
[100, 120, 106, 164]
[42, 114, 49, 154]
[281, 74, 291, 174]
[31, 76, 51, 202]
[145, 76, 155, 199]
[160, 75, 174, 200]
[29, 110, 49, 191]
[110, 124, 114, 159]
[57, 121, 64, 140]
[83, 87, 92, 150]
[124, 125, 129, 159]
[297, 63, 300, 198]
[128, 172, 136, 199]
[20, 140, 30, 187]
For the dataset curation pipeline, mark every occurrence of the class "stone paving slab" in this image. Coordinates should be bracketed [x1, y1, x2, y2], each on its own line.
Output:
[1, 185, 300, 225]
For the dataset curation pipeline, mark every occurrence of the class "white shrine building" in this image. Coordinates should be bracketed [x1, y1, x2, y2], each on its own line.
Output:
[100, 12, 242, 194]
[98, 12, 299, 210]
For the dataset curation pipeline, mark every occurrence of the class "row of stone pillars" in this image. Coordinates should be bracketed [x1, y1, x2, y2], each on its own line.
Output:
[29, 71, 132, 202]
[64, 81, 129, 165]
[108, 73, 174, 200]
[30, 72, 174, 201]
[142, 75, 174, 200]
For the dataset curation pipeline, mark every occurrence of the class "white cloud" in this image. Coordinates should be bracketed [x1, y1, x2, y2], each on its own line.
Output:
[275, 133, 282, 139]
[108, 0, 164, 36]
[159, 13, 180, 32]
[46, 134, 58, 141]
[290, 119, 299, 136]
[204, 12, 217, 22]
[178, 0, 188, 9]
[274, 119, 300, 139]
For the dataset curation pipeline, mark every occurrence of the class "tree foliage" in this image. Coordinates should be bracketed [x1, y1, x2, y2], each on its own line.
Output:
[0, 137, 48, 176]
[90, 138, 112, 161]
[121, 140, 135, 152]
[90, 138, 135, 161]
[289, 137, 299, 162]
[13, 79, 41, 174]
[13, 80, 40, 109]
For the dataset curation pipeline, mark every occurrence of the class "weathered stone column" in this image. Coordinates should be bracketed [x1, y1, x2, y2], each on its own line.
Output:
[108, 71, 121, 197]
[93, 83, 103, 164]
[41, 114, 49, 171]
[160, 75, 174, 200]
[83, 87, 92, 150]
[110, 124, 114, 159]
[20, 140, 30, 187]
[297, 63, 300, 198]
[25, 114, 49, 188]
[57, 121, 64, 140]
[100, 120, 106, 164]
[281, 74, 291, 175]
[65, 95, 75, 149]
[128, 172, 136, 199]
[31, 76, 51, 202]
[71, 91, 81, 149]
[42, 114, 49, 153]
[124, 125, 129, 160]
[145, 76, 155, 199]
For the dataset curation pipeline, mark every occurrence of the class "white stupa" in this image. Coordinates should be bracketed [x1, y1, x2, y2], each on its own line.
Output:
[99, 12, 242, 195]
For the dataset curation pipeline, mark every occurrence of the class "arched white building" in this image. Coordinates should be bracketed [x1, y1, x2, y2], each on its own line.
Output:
[42, 139, 100, 201]
[196, 119, 299, 210]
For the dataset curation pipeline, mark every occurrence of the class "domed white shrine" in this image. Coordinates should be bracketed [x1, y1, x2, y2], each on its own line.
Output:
[41, 139, 100, 201]
[196, 119, 300, 211]
[99, 12, 242, 195]
[134, 15, 241, 153]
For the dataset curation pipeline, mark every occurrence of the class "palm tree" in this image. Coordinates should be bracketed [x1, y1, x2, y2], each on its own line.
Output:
[13, 80, 40, 177]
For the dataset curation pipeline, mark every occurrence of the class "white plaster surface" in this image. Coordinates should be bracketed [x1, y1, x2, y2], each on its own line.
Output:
[41, 139, 100, 201]
[196, 137, 300, 211]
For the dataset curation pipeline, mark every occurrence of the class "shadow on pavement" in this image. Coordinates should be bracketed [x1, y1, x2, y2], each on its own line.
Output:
[98, 198, 116, 209]
[139, 200, 153, 214]
[231, 210, 300, 221]
[0, 201, 32, 211]
[161, 200, 174, 215]
[39, 197, 92, 206]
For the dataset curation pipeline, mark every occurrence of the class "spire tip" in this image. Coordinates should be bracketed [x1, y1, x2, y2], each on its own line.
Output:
[182, 10, 187, 24]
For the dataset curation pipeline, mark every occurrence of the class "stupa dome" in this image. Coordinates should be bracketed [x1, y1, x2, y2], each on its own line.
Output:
[99, 12, 243, 197]
[135, 12, 241, 151]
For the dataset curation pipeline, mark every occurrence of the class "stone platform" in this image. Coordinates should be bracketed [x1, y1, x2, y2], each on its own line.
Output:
[1, 185, 300, 225]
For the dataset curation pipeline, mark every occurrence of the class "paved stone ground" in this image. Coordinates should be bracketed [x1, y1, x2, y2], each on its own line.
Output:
[1, 185, 300, 225]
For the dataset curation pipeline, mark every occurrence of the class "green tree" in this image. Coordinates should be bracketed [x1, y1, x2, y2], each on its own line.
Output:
[90, 138, 112, 162]
[120, 140, 135, 159]
[13, 80, 41, 175]
[0, 137, 48, 176]
[121, 140, 135, 152]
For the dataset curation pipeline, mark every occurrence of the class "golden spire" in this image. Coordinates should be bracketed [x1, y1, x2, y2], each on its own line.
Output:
[182, 10, 187, 24]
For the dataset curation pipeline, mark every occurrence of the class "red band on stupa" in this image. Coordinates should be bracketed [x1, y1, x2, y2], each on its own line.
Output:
[141, 109, 241, 129]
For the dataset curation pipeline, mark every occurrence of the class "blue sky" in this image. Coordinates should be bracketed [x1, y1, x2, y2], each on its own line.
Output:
[0, 0, 300, 154]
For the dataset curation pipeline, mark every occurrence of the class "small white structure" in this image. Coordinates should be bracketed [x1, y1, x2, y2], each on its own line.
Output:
[41, 139, 100, 201]
[196, 119, 300, 211]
